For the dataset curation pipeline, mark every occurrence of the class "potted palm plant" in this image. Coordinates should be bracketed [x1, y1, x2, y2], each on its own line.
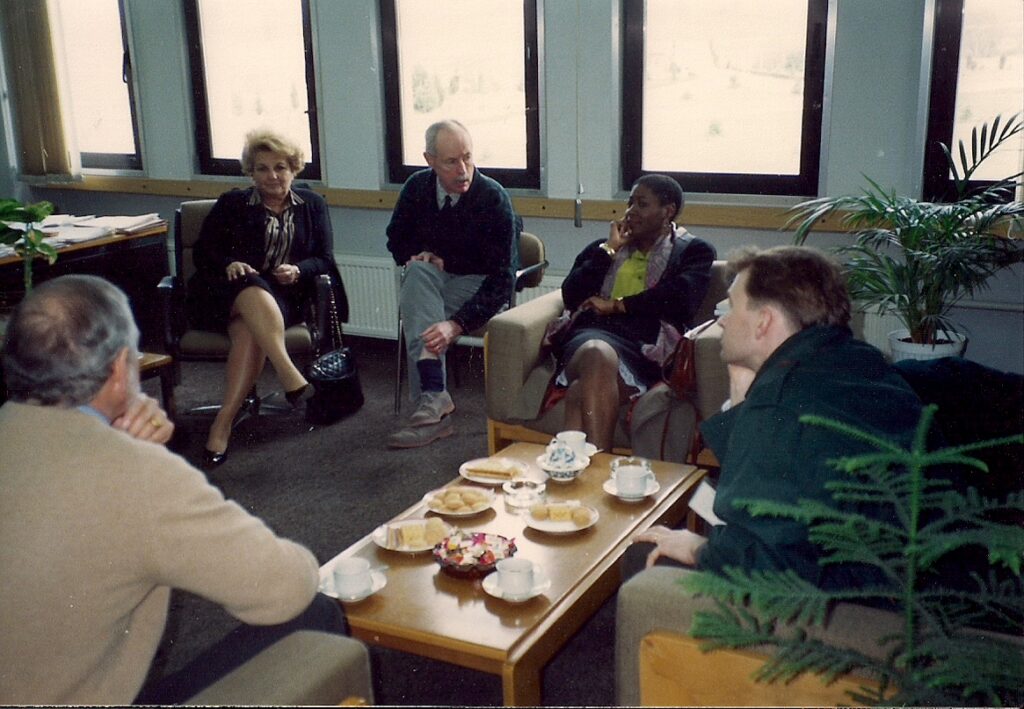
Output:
[789, 114, 1024, 360]
[0, 198, 57, 293]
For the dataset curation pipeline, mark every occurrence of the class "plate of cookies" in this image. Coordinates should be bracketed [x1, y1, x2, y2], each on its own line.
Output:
[423, 485, 495, 517]
[458, 457, 531, 485]
[372, 517, 454, 553]
[525, 500, 599, 534]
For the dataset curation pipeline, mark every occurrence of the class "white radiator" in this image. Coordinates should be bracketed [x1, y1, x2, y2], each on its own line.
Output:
[336, 255, 562, 339]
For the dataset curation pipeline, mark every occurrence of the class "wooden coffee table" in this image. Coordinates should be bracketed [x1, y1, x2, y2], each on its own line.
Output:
[320, 442, 705, 705]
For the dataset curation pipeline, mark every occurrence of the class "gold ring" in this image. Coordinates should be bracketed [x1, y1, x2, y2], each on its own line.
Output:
[149, 416, 163, 428]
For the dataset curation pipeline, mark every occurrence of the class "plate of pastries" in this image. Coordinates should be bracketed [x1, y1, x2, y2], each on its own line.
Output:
[423, 485, 496, 517]
[372, 517, 454, 553]
[525, 500, 599, 534]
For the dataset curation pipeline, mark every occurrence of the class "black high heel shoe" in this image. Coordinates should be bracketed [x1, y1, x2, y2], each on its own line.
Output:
[285, 383, 315, 408]
[202, 447, 228, 468]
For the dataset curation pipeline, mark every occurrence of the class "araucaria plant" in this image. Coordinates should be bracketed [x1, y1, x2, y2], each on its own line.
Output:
[0, 198, 57, 292]
[681, 406, 1024, 706]
[789, 114, 1024, 345]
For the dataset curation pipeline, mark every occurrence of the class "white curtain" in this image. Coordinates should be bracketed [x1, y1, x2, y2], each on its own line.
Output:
[0, 0, 81, 183]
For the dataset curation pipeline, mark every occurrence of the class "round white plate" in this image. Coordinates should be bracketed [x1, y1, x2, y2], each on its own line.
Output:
[458, 457, 531, 486]
[524, 504, 599, 534]
[423, 485, 496, 517]
[602, 477, 660, 502]
[482, 567, 552, 603]
[320, 570, 387, 602]
[371, 519, 454, 553]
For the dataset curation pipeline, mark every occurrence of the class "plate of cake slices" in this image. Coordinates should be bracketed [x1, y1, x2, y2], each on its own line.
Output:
[458, 457, 531, 485]
[372, 517, 454, 553]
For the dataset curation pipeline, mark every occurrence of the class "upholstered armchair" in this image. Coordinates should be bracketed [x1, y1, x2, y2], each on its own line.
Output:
[484, 261, 731, 462]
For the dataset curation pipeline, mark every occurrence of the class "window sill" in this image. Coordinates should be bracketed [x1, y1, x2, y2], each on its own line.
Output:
[42, 175, 848, 232]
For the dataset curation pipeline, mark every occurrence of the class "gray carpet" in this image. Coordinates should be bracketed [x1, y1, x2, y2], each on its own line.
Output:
[139, 336, 617, 706]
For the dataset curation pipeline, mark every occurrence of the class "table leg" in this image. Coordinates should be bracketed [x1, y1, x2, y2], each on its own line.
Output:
[502, 660, 542, 706]
[159, 367, 177, 419]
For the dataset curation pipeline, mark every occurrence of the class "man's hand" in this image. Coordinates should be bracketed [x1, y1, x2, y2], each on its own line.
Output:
[271, 263, 301, 286]
[111, 393, 174, 445]
[633, 525, 708, 568]
[727, 363, 757, 406]
[421, 320, 464, 355]
[226, 261, 257, 281]
[408, 251, 445, 271]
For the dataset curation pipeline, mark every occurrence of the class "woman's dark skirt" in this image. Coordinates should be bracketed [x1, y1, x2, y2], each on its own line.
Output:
[556, 327, 661, 389]
[186, 270, 307, 334]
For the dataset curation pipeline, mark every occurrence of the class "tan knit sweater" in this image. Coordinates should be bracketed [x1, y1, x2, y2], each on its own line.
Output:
[0, 402, 320, 704]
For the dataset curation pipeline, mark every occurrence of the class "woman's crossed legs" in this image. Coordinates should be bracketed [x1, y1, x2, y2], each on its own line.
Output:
[563, 339, 635, 451]
[205, 286, 309, 455]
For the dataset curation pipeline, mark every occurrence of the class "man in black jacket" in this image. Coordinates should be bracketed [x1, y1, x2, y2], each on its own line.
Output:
[386, 120, 519, 448]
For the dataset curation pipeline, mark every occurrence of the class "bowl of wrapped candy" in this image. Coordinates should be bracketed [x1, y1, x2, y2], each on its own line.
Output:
[433, 530, 517, 579]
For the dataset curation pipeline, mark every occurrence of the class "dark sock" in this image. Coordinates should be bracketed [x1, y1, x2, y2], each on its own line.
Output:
[416, 359, 445, 393]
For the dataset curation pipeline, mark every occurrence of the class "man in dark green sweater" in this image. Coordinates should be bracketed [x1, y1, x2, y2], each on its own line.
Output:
[386, 120, 518, 448]
[636, 246, 923, 589]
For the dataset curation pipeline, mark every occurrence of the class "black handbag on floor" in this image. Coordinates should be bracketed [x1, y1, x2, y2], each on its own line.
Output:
[306, 275, 364, 424]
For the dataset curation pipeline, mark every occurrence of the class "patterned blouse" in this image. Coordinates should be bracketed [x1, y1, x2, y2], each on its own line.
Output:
[247, 189, 304, 270]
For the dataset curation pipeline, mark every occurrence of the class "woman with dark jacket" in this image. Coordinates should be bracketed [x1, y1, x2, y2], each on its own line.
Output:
[186, 129, 347, 466]
[550, 174, 715, 451]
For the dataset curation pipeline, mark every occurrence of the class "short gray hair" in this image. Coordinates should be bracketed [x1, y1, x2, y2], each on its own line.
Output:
[424, 119, 469, 155]
[2, 275, 139, 406]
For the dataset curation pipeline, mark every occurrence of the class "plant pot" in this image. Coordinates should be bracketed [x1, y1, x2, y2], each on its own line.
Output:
[888, 329, 967, 362]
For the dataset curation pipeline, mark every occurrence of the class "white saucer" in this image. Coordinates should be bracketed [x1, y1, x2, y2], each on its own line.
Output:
[482, 568, 552, 603]
[320, 570, 387, 602]
[603, 477, 660, 501]
[581, 442, 599, 457]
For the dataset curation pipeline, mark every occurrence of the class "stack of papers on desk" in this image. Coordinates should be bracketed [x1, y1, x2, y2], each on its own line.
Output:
[74, 213, 166, 234]
[43, 226, 114, 246]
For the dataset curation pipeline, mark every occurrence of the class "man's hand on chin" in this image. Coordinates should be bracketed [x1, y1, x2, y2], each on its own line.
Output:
[112, 394, 174, 445]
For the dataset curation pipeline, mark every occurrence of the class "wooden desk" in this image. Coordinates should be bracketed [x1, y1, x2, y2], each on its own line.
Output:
[139, 352, 175, 418]
[0, 227, 169, 345]
[320, 442, 706, 706]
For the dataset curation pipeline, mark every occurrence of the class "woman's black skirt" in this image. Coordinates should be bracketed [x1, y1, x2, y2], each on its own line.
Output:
[186, 270, 307, 334]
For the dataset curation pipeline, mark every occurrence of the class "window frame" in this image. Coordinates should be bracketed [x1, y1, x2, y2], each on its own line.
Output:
[921, 0, 1020, 201]
[182, 0, 322, 179]
[620, 0, 828, 196]
[70, 0, 143, 171]
[379, 0, 541, 189]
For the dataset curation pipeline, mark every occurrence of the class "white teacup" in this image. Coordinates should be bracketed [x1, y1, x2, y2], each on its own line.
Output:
[556, 430, 588, 457]
[333, 557, 372, 598]
[612, 457, 654, 498]
[496, 558, 535, 598]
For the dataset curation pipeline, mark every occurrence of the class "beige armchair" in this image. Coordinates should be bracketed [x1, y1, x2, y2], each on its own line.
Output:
[485, 261, 732, 462]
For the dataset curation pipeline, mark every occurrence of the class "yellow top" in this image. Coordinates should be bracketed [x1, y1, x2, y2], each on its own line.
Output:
[610, 249, 649, 299]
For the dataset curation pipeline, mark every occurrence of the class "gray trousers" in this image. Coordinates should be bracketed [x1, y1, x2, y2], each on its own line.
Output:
[400, 260, 485, 399]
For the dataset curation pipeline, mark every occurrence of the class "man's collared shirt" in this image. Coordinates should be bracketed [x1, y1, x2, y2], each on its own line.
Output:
[435, 179, 462, 210]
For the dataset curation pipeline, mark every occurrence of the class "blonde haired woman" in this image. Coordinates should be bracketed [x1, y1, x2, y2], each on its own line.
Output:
[186, 129, 347, 466]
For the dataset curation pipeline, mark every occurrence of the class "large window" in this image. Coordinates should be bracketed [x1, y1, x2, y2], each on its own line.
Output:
[622, 0, 827, 196]
[184, 0, 320, 178]
[52, 0, 141, 170]
[380, 0, 540, 188]
[923, 0, 1023, 200]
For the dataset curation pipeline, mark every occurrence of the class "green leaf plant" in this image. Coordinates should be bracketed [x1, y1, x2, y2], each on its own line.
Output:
[681, 405, 1024, 706]
[789, 114, 1024, 346]
[0, 198, 58, 292]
